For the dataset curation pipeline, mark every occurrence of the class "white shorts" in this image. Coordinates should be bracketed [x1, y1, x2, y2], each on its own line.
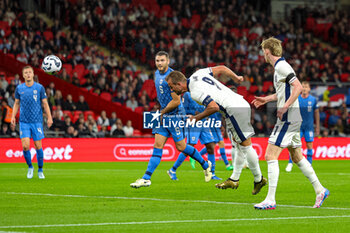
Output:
[224, 99, 254, 144]
[268, 121, 302, 148]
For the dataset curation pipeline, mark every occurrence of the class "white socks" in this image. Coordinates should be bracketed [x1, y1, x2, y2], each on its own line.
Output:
[240, 145, 262, 182]
[266, 160, 279, 202]
[230, 145, 244, 181]
[296, 158, 324, 195]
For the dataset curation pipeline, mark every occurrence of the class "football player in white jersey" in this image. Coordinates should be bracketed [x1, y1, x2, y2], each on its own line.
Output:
[252, 37, 329, 209]
[166, 66, 267, 195]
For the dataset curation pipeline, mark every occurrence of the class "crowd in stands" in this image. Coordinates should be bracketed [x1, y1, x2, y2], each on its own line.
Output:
[1, 81, 136, 138]
[291, 5, 350, 50]
[0, 0, 349, 137]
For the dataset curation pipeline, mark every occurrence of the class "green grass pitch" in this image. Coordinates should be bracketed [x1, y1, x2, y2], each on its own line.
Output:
[1, 160, 350, 233]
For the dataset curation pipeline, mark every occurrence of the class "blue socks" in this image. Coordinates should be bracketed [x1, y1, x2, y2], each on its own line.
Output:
[183, 145, 208, 170]
[36, 148, 44, 172]
[219, 148, 229, 166]
[207, 153, 216, 174]
[143, 148, 163, 180]
[171, 153, 187, 172]
[200, 147, 207, 156]
[23, 150, 33, 168]
[307, 149, 313, 164]
[288, 155, 293, 164]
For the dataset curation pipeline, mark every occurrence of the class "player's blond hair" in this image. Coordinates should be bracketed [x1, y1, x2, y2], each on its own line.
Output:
[166, 71, 186, 84]
[22, 65, 34, 74]
[261, 37, 283, 57]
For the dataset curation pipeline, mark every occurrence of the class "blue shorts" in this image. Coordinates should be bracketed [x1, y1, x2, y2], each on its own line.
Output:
[152, 115, 185, 142]
[300, 126, 314, 142]
[19, 122, 45, 141]
[186, 126, 215, 145]
[210, 127, 223, 143]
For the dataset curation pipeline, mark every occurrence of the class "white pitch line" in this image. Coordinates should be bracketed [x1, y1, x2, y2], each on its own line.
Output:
[1, 215, 350, 229]
[2, 192, 350, 211]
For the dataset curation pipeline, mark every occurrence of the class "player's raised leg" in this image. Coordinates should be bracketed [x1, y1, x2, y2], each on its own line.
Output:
[175, 139, 212, 182]
[289, 147, 329, 208]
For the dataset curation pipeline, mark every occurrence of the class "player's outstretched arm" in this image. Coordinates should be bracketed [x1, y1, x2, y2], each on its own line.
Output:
[252, 94, 277, 108]
[160, 92, 181, 116]
[42, 98, 53, 128]
[277, 78, 302, 120]
[192, 101, 219, 122]
[10, 99, 20, 126]
[211, 65, 243, 84]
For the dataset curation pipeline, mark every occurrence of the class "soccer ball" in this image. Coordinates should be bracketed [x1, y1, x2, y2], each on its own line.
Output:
[41, 55, 62, 74]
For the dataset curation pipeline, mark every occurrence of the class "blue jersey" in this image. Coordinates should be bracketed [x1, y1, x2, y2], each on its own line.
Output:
[15, 82, 47, 123]
[182, 92, 204, 115]
[209, 112, 222, 121]
[299, 94, 318, 129]
[155, 67, 184, 115]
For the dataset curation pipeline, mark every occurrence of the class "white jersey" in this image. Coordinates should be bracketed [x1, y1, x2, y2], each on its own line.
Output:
[188, 68, 245, 109]
[188, 68, 254, 143]
[274, 58, 302, 122]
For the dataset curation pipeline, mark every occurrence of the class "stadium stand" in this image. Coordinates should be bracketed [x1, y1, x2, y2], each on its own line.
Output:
[0, 0, 349, 137]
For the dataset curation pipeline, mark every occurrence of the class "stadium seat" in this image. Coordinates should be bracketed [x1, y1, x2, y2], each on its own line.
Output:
[43, 30, 54, 41]
[134, 106, 144, 114]
[191, 14, 201, 29]
[160, 4, 172, 18]
[63, 110, 73, 120]
[133, 129, 142, 136]
[73, 110, 83, 118]
[149, 101, 156, 109]
[84, 110, 95, 120]
[263, 81, 273, 92]
[344, 56, 350, 64]
[72, 114, 80, 123]
[249, 85, 258, 94]
[100, 92, 112, 102]
[139, 79, 156, 100]
[62, 63, 73, 77]
[340, 73, 349, 82]
[230, 28, 240, 38]
[73, 64, 86, 79]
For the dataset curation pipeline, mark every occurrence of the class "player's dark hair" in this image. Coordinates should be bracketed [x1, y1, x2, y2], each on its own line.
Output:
[166, 71, 186, 84]
[155, 51, 169, 58]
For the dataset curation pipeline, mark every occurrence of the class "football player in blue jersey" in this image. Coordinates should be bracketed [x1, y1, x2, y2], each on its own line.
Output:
[167, 92, 220, 180]
[130, 51, 212, 188]
[285, 80, 320, 172]
[11, 66, 53, 179]
[196, 112, 233, 171]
